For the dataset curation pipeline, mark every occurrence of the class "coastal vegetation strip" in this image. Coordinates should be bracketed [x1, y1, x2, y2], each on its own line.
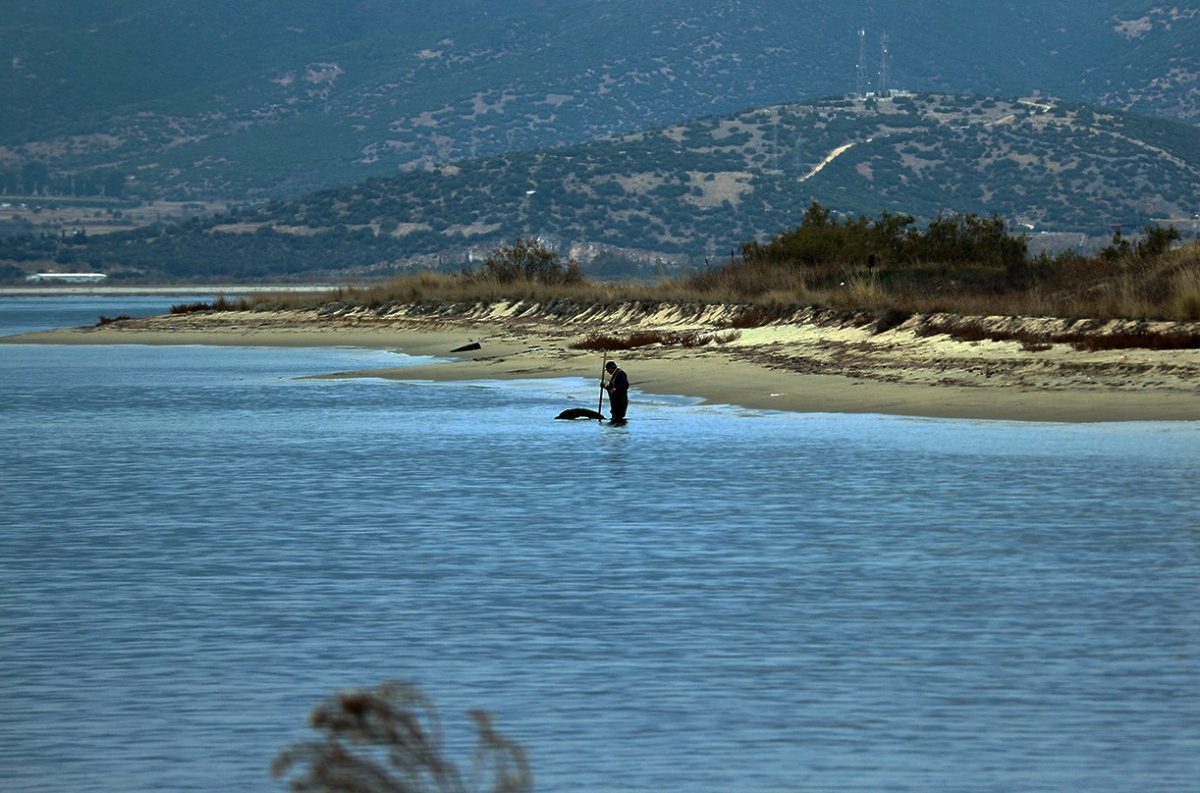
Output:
[34, 223, 1196, 413]
[164, 208, 1200, 333]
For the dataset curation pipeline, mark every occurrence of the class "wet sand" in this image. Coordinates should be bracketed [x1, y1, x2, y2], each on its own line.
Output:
[6, 305, 1199, 422]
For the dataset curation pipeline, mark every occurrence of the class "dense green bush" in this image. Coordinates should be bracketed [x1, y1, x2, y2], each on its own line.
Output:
[741, 201, 1027, 272]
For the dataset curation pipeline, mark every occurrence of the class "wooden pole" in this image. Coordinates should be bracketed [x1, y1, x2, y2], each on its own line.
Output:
[597, 353, 607, 421]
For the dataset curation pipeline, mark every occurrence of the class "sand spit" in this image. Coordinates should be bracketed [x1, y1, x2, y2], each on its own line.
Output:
[6, 300, 1199, 422]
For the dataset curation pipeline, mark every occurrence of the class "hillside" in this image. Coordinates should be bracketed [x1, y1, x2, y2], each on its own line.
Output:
[8, 92, 1198, 281]
[262, 93, 1198, 250]
[2, 0, 1197, 200]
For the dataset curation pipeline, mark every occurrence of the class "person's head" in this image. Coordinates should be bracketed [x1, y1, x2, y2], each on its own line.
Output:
[605, 361, 617, 372]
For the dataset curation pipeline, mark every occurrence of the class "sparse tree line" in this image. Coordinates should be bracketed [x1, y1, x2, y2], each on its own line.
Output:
[741, 202, 1028, 275]
[0, 165, 130, 199]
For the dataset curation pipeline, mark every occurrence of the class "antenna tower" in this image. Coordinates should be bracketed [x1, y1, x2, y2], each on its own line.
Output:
[877, 33, 891, 97]
[856, 29, 868, 98]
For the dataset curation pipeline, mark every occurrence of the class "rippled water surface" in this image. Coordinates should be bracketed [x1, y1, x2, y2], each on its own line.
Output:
[2, 297, 1198, 791]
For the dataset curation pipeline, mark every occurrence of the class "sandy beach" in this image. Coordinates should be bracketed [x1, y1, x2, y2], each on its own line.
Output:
[6, 302, 1199, 422]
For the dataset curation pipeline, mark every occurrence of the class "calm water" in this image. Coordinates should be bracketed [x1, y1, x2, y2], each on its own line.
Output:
[1, 297, 1198, 792]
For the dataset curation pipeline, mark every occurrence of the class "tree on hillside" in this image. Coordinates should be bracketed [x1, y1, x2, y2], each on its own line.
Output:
[21, 162, 50, 195]
[103, 171, 127, 198]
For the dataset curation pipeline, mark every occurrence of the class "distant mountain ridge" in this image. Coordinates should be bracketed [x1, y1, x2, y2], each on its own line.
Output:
[2, 0, 1197, 200]
[18, 92, 1198, 282]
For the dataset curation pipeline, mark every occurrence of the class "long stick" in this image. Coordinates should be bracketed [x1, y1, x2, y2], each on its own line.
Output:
[597, 353, 607, 421]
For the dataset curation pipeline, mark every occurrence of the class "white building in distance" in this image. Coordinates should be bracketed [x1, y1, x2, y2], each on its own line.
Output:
[25, 273, 108, 284]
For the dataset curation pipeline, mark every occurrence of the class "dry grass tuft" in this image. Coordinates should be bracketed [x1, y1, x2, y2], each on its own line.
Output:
[570, 329, 740, 351]
[1173, 266, 1200, 321]
[168, 295, 241, 314]
[271, 681, 531, 793]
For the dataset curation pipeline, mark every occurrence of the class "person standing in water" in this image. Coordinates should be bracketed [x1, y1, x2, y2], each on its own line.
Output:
[604, 360, 629, 422]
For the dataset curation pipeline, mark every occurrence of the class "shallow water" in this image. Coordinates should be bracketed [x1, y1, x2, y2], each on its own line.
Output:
[1, 298, 1197, 791]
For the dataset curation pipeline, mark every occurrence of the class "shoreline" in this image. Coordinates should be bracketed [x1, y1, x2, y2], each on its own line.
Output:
[0, 285, 340, 297]
[4, 304, 1199, 423]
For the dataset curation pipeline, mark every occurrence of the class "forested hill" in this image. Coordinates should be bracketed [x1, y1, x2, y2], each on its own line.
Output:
[12, 93, 1198, 282]
[258, 93, 1199, 251]
[2, 1, 1197, 200]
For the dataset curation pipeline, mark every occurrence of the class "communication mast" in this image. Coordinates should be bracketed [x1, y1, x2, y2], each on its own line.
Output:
[856, 29, 868, 98]
[877, 33, 891, 97]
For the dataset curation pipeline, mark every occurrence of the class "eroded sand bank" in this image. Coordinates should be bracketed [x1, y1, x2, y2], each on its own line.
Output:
[6, 302, 1199, 422]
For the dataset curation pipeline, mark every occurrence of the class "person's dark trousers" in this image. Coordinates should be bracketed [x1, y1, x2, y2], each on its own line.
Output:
[610, 393, 628, 420]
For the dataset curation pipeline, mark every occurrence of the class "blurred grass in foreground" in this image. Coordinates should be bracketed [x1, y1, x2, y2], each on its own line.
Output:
[271, 681, 531, 793]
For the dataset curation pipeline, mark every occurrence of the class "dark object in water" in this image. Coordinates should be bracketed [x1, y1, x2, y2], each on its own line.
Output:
[450, 341, 482, 352]
[555, 408, 606, 421]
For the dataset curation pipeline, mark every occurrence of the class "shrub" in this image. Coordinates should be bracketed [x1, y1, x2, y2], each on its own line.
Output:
[1101, 227, 1132, 261]
[169, 301, 213, 314]
[468, 238, 583, 286]
[1136, 225, 1180, 259]
[1102, 224, 1180, 262]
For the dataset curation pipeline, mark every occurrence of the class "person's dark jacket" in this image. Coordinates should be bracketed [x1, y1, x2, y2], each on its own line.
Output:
[607, 367, 629, 396]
